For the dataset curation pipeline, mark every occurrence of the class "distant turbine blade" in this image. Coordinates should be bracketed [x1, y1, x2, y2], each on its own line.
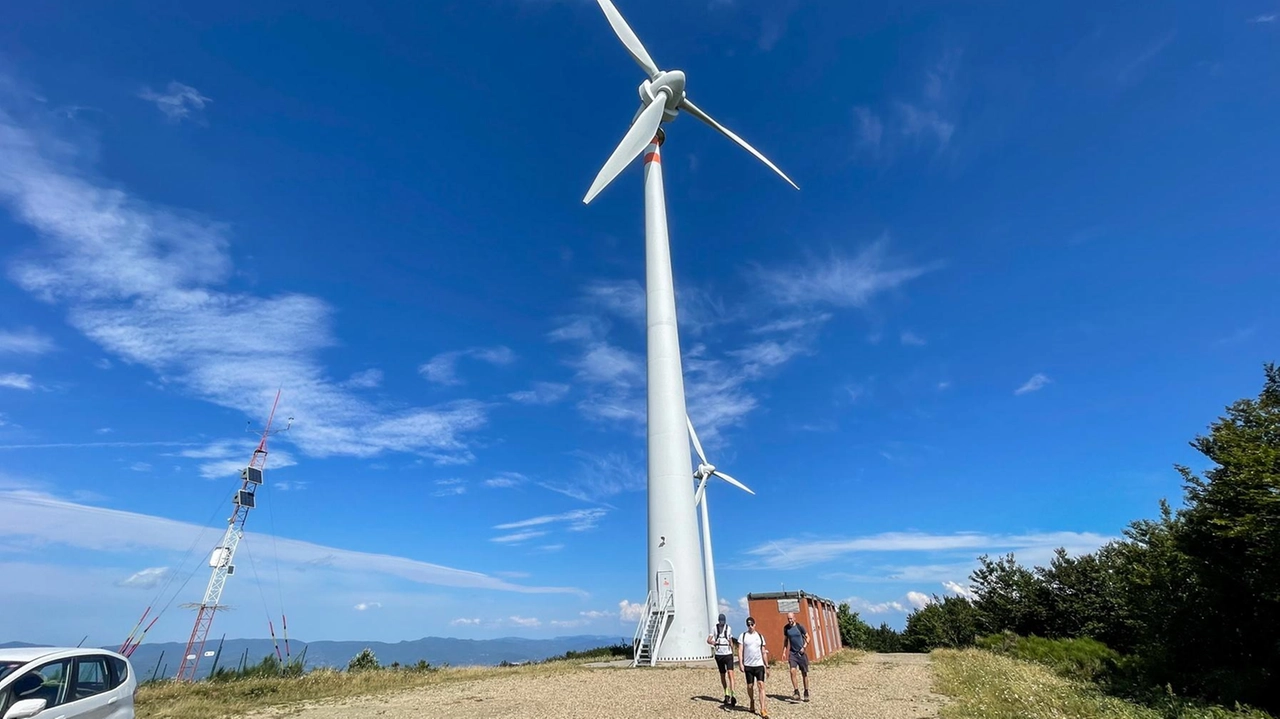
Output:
[583, 95, 667, 203]
[679, 97, 799, 190]
[595, 0, 660, 78]
[713, 469, 755, 495]
[694, 475, 709, 506]
[686, 415, 708, 465]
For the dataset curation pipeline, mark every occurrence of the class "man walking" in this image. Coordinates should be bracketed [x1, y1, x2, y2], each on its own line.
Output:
[739, 616, 769, 717]
[706, 612, 737, 706]
[782, 612, 811, 701]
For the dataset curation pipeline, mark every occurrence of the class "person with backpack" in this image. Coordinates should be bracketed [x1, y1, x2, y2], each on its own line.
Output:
[706, 612, 738, 706]
[738, 616, 770, 717]
[782, 611, 811, 701]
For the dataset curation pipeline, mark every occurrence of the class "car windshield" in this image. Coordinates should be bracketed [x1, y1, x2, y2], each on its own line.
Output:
[0, 661, 25, 681]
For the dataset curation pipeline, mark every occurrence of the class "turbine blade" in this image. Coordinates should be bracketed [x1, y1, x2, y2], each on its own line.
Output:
[713, 469, 755, 495]
[583, 96, 667, 204]
[694, 475, 709, 506]
[595, 0, 660, 78]
[686, 415, 708, 465]
[679, 97, 799, 190]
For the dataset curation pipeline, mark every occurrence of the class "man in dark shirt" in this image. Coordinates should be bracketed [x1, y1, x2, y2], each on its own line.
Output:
[781, 612, 811, 701]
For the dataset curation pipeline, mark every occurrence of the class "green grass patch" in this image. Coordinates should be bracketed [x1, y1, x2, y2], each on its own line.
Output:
[932, 648, 1273, 719]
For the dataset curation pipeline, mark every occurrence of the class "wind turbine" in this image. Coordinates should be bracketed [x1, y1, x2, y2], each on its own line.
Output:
[688, 415, 754, 636]
[581, 0, 797, 663]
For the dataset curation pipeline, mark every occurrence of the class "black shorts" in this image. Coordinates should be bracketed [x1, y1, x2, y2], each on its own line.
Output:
[715, 653, 735, 673]
[744, 665, 765, 684]
[789, 652, 809, 674]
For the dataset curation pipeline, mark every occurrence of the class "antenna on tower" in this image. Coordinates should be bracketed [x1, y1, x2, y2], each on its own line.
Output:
[174, 391, 291, 682]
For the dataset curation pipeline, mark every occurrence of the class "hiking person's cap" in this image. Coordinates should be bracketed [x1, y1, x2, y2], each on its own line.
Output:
[718, 613, 727, 623]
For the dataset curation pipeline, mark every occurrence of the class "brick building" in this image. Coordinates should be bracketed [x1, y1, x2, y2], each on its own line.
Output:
[744, 591, 842, 663]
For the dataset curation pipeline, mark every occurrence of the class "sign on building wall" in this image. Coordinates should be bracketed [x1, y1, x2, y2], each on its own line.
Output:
[776, 598, 800, 612]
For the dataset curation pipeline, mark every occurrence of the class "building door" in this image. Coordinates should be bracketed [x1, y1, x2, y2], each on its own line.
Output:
[657, 570, 674, 609]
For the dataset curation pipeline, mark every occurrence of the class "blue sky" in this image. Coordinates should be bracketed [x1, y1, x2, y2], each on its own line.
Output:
[0, 0, 1276, 647]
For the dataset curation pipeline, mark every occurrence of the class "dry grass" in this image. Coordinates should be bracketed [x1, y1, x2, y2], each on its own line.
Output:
[933, 648, 1152, 719]
[813, 648, 867, 667]
[135, 661, 586, 719]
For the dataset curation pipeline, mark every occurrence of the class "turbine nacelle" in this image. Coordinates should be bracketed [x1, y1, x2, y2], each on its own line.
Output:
[582, 0, 798, 204]
[639, 70, 686, 122]
[688, 416, 754, 507]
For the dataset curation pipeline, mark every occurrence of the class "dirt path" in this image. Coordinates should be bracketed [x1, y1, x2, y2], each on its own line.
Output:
[248, 653, 947, 719]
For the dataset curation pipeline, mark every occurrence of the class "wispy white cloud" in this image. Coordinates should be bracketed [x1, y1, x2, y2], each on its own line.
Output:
[507, 381, 570, 405]
[137, 81, 211, 122]
[1249, 13, 1277, 23]
[0, 328, 54, 355]
[0, 76, 492, 465]
[0, 373, 34, 390]
[178, 439, 298, 479]
[118, 566, 170, 589]
[508, 615, 541, 628]
[741, 530, 1113, 570]
[1117, 31, 1176, 84]
[129, 462, 151, 472]
[536, 451, 644, 503]
[755, 237, 938, 309]
[844, 596, 907, 614]
[900, 330, 926, 347]
[420, 346, 516, 386]
[2, 487, 584, 595]
[354, 601, 382, 611]
[483, 472, 526, 489]
[450, 617, 481, 626]
[432, 478, 466, 497]
[855, 49, 961, 161]
[1015, 373, 1051, 395]
[493, 508, 607, 532]
[342, 368, 383, 389]
[490, 530, 549, 544]
[854, 106, 883, 155]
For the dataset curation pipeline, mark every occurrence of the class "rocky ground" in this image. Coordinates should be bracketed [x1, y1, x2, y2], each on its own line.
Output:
[245, 653, 947, 719]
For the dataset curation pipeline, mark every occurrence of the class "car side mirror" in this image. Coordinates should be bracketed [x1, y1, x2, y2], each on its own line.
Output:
[3, 698, 48, 719]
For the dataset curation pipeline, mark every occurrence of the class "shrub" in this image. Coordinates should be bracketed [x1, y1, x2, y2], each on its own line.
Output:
[347, 648, 380, 672]
[977, 632, 1120, 684]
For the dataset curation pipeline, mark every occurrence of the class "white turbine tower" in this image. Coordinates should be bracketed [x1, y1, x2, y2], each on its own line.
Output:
[688, 416, 754, 636]
[580, 0, 797, 664]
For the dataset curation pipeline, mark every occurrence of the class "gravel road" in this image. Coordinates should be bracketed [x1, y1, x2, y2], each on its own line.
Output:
[247, 653, 946, 719]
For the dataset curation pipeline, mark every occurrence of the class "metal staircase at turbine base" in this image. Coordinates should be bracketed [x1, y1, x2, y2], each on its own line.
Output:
[631, 590, 675, 667]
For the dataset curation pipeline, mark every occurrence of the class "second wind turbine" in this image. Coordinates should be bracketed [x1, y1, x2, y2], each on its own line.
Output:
[580, 0, 798, 664]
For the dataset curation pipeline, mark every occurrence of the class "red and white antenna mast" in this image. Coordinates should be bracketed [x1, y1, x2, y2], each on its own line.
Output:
[175, 391, 291, 682]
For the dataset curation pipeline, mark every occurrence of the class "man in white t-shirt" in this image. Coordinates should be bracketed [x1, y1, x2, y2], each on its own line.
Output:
[706, 612, 738, 706]
[738, 616, 770, 717]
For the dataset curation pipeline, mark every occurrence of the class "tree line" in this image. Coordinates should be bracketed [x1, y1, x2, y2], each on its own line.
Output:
[838, 363, 1279, 716]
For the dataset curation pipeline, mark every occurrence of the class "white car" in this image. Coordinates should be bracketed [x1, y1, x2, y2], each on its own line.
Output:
[0, 647, 136, 719]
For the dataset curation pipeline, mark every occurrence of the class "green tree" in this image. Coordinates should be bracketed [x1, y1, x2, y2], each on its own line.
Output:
[836, 602, 873, 649]
[969, 553, 1047, 637]
[901, 595, 978, 652]
[868, 622, 904, 653]
[1170, 362, 1280, 710]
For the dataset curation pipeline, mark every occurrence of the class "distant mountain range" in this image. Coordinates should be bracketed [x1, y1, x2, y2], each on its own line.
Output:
[1, 635, 629, 680]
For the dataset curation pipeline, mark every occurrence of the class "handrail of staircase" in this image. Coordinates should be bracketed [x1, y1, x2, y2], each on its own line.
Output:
[631, 590, 654, 649]
[649, 591, 676, 665]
